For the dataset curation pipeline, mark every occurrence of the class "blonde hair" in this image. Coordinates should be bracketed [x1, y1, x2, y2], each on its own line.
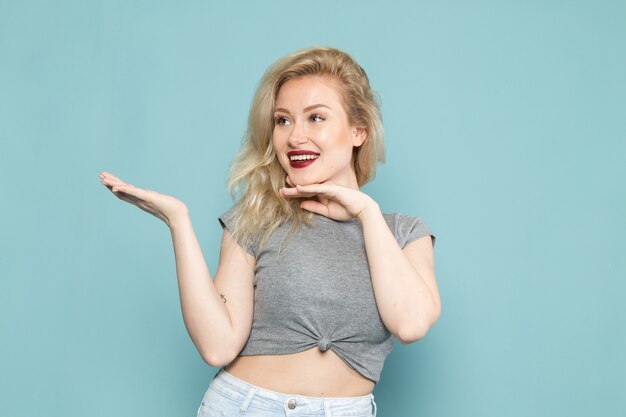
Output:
[226, 45, 385, 250]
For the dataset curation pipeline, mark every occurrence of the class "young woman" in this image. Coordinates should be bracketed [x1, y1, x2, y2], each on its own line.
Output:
[99, 46, 440, 417]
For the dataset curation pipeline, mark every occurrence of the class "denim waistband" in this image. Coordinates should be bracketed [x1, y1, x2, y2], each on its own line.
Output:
[209, 367, 377, 416]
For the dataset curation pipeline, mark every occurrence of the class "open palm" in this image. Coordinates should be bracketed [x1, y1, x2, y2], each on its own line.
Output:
[99, 172, 188, 227]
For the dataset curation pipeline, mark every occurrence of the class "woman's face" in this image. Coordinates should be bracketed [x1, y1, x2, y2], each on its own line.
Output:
[272, 75, 365, 189]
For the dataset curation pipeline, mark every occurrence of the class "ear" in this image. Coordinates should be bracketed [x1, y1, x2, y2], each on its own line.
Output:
[351, 127, 367, 147]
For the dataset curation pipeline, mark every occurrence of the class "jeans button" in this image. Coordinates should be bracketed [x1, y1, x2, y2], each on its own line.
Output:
[287, 398, 297, 409]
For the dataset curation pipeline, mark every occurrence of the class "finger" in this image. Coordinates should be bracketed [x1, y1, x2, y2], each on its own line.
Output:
[113, 191, 136, 203]
[102, 173, 134, 188]
[295, 183, 337, 197]
[100, 172, 121, 181]
[318, 196, 329, 206]
[111, 187, 145, 206]
[300, 200, 329, 216]
[112, 184, 145, 199]
[280, 183, 340, 198]
[280, 186, 312, 197]
[104, 172, 122, 180]
[101, 176, 128, 188]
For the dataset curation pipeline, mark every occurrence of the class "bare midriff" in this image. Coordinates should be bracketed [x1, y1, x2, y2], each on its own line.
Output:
[223, 346, 375, 397]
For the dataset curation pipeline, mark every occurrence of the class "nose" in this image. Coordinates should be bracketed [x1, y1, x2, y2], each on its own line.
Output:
[287, 121, 308, 147]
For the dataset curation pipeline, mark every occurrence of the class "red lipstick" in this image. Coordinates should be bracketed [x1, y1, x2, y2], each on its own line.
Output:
[287, 150, 320, 169]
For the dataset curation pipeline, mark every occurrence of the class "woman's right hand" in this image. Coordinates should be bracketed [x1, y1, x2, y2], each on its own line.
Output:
[99, 171, 189, 228]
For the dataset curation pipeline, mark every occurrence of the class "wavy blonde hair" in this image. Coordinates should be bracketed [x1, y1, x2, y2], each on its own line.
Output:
[226, 45, 385, 250]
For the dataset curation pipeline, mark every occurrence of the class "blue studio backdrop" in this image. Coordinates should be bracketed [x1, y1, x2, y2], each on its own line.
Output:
[1, 1, 624, 416]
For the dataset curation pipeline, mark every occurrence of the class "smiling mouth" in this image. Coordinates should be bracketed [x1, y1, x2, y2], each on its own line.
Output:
[287, 152, 319, 168]
[289, 154, 319, 161]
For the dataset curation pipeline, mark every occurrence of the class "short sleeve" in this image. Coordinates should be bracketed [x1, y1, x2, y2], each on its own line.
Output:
[384, 213, 436, 249]
[218, 204, 257, 257]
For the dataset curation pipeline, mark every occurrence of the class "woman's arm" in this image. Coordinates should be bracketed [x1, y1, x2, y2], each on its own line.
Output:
[357, 202, 441, 343]
[99, 172, 254, 365]
[169, 214, 255, 365]
[280, 182, 441, 344]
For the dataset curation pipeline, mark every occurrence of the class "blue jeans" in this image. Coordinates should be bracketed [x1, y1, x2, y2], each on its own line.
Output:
[197, 367, 378, 417]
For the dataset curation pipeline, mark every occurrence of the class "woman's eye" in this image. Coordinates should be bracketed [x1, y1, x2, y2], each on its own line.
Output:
[310, 114, 325, 123]
[275, 116, 289, 126]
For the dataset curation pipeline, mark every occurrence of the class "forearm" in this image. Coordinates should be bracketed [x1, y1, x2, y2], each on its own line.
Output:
[358, 202, 439, 342]
[169, 213, 235, 363]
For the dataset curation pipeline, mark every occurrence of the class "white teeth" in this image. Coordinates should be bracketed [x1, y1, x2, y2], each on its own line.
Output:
[289, 154, 319, 161]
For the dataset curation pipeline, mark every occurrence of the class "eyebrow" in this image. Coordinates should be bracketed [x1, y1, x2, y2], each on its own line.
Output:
[274, 104, 332, 114]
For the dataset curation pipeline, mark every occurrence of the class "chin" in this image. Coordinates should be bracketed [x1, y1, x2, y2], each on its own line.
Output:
[290, 179, 313, 186]
[292, 175, 326, 186]
[286, 173, 311, 186]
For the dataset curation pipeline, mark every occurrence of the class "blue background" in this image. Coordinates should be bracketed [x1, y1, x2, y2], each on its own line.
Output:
[1, 1, 624, 416]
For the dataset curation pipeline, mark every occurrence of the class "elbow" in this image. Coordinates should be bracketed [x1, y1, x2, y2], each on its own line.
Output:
[396, 322, 430, 344]
[396, 305, 442, 345]
[200, 347, 237, 368]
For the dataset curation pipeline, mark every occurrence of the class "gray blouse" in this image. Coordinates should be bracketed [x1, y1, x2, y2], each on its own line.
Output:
[218, 205, 435, 383]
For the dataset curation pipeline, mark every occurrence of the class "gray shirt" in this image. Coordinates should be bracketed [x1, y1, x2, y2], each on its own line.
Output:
[219, 205, 435, 383]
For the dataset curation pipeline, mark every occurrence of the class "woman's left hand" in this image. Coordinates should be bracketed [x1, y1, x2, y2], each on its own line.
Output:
[279, 177, 378, 222]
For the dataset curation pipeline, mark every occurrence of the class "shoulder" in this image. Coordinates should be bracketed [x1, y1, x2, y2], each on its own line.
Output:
[218, 202, 239, 230]
[382, 212, 436, 249]
[217, 201, 259, 257]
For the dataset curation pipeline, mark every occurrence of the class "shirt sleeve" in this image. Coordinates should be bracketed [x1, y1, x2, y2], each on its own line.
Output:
[218, 204, 257, 257]
[385, 213, 436, 249]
